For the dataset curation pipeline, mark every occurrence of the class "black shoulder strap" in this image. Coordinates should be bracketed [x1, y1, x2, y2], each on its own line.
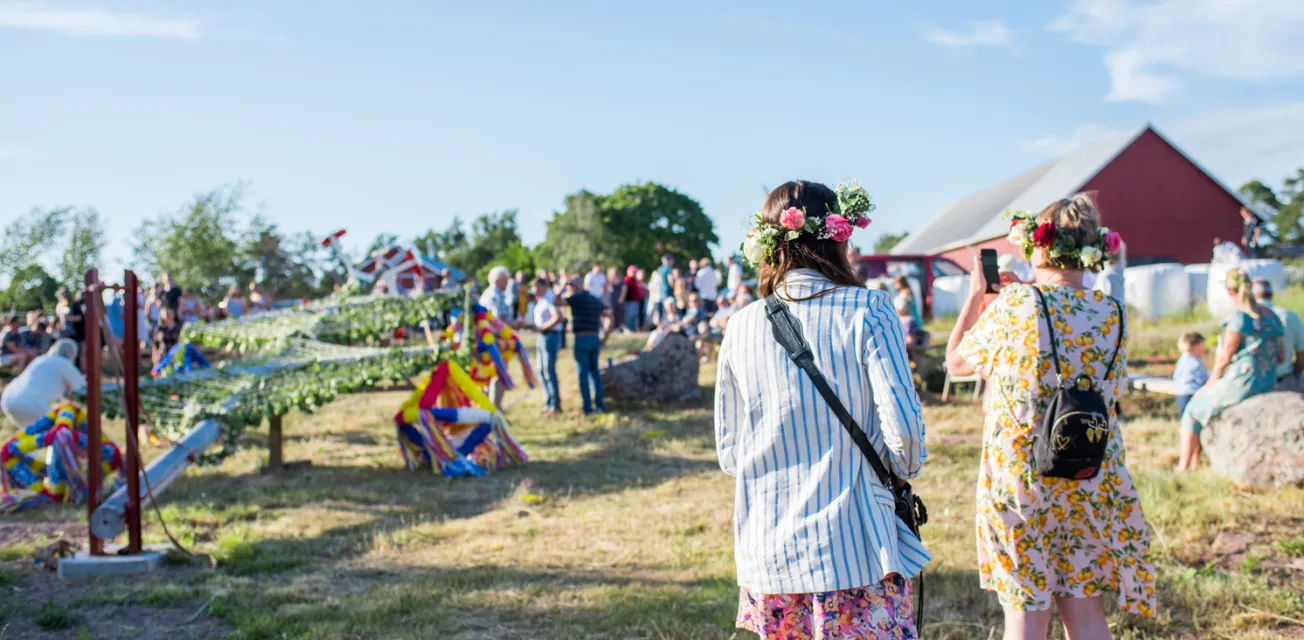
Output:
[1102, 296, 1125, 379]
[763, 295, 894, 487]
[1031, 286, 1125, 383]
[1030, 286, 1063, 381]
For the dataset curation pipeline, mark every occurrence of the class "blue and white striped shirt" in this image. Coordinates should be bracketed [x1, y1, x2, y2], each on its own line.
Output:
[715, 270, 930, 594]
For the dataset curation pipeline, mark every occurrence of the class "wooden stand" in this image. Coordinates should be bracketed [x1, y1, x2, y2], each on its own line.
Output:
[267, 414, 284, 470]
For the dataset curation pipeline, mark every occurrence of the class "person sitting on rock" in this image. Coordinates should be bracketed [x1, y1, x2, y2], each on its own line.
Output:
[1178, 269, 1286, 471]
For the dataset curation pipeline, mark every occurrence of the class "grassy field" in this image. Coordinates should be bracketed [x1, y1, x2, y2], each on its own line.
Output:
[1, 326, 1303, 638]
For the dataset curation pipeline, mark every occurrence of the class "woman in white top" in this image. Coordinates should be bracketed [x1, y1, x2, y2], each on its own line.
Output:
[715, 180, 929, 639]
[1, 339, 87, 427]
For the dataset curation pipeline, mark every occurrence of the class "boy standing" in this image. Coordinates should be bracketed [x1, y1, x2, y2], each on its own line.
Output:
[1174, 332, 1209, 417]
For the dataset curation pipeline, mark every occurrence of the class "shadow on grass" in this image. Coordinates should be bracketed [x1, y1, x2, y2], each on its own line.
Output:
[159, 411, 719, 577]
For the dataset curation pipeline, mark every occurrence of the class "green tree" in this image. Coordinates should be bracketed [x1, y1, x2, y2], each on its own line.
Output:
[0, 264, 60, 312]
[476, 240, 536, 283]
[1, 207, 68, 278]
[1241, 171, 1304, 245]
[57, 208, 105, 290]
[366, 233, 400, 257]
[240, 216, 294, 296]
[537, 183, 717, 272]
[132, 184, 247, 297]
[534, 191, 623, 271]
[872, 231, 909, 254]
[1277, 169, 1304, 245]
[414, 218, 468, 264]
[599, 182, 718, 269]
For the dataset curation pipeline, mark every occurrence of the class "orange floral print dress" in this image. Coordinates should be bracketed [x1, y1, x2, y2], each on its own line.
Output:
[957, 284, 1156, 615]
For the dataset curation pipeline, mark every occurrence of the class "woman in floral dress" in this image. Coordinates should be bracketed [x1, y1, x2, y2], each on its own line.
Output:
[1178, 269, 1285, 470]
[945, 195, 1156, 640]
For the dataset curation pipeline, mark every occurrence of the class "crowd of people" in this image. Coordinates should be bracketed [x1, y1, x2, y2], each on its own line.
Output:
[1, 273, 283, 427]
[472, 255, 754, 416]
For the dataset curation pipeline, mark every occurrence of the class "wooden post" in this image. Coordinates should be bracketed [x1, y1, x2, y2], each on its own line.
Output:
[83, 270, 105, 556]
[122, 271, 143, 554]
[268, 414, 284, 470]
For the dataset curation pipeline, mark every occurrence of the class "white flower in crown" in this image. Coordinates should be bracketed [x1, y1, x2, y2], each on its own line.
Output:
[1008, 224, 1027, 247]
[742, 230, 766, 265]
[1080, 245, 1103, 267]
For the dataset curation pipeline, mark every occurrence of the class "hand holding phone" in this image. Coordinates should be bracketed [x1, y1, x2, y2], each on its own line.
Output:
[980, 249, 1001, 294]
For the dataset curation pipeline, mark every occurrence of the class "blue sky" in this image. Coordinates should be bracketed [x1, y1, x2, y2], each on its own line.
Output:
[2, 0, 1302, 270]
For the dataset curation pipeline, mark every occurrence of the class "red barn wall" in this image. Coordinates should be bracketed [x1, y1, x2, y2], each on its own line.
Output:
[943, 129, 1245, 266]
[1078, 130, 1242, 265]
[940, 236, 1017, 268]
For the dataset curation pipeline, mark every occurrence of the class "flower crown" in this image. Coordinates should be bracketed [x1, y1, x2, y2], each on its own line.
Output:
[1004, 209, 1122, 271]
[1225, 268, 1250, 291]
[741, 179, 874, 266]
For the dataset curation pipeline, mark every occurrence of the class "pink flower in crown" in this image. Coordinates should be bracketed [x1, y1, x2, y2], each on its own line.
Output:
[854, 215, 871, 229]
[780, 207, 806, 230]
[1104, 231, 1123, 255]
[824, 214, 853, 242]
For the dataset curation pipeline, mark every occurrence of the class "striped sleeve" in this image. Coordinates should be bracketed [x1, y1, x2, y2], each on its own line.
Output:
[714, 336, 742, 477]
[862, 291, 927, 479]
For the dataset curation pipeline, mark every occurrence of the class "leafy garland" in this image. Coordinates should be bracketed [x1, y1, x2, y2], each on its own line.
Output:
[97, 290, 472, 463]
[95, 345, 452, 463]
[183, 292, 460, 351]
[183, 312, 323, 353]
[312, 294, 457, 345]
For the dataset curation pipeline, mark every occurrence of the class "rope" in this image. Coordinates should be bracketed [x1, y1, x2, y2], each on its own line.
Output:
[94, 301, 193, 557]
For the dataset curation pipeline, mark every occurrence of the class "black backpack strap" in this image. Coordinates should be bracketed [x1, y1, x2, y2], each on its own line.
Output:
[1030, 286, 1064, 386]
[1101, 296, 1125, 380]
[763, 295, 894, 488]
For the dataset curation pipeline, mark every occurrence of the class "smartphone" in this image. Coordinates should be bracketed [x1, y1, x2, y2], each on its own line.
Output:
[980, 248, 1001, 293]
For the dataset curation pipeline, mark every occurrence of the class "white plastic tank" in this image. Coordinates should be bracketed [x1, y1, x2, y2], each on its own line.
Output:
[1184, 264, 1210, 304]
[1124, 264, 1191, 320]
[930, 274, 970, 317]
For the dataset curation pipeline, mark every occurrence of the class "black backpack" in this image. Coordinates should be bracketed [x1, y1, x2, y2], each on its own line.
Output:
[1030, 287, 1124, 480]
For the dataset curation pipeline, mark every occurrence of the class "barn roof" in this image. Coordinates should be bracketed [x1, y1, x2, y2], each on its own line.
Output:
[889, 123, 1261, 256]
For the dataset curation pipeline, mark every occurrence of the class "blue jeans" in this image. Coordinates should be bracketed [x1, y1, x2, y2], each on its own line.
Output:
[573, 334, 605, 414]
[537, 331, 562, 410]
[624, 302, 641, 331]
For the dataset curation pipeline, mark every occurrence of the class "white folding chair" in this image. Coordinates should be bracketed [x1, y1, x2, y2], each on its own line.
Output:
[941, 371, 983, 402]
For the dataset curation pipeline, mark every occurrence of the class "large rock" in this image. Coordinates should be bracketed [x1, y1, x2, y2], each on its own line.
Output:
[600, 333, 701, 405]
[1203, 392, 1304, 490]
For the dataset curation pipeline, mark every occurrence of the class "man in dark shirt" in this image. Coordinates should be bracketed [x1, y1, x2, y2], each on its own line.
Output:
[161, 273, 182, 313]
[561, 278, 612, 415]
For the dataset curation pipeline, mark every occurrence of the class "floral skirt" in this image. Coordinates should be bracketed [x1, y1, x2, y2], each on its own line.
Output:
[737, 574, 916, 640]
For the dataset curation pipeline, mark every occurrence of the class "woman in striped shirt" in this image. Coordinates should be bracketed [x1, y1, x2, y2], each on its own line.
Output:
[716, 180, 929, 639]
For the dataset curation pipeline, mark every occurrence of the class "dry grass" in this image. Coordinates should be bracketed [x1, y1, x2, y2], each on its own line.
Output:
[0, 329, 1302, 638]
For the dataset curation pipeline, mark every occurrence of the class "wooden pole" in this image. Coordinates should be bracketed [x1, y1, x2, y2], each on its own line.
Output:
[268, 414, 284, 470]
[83, 270, 105, 556]
[122, 271, 143, 554]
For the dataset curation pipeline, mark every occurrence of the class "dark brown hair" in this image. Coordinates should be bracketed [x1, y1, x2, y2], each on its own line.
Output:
[756, 181, 863, 298]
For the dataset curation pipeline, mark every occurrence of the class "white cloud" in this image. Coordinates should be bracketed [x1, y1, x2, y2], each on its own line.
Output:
[1019, 100, 1304, 187]
[1167, 101, 1304, 187]
[1018, 123, 1127, 157]
[923, 20, 1012, 48]
[1050, 0, 1304, 103]
[0, 1, 204, 39]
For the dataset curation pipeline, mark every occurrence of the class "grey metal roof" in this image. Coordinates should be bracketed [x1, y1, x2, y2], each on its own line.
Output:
[891, 125, 1149, 255]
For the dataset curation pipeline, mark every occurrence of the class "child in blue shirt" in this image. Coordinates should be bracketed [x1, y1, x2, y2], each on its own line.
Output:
[1173, 331, 1209, 417]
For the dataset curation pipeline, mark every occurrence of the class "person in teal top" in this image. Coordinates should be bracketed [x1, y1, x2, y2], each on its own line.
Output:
[1179, 269, 1287, 471]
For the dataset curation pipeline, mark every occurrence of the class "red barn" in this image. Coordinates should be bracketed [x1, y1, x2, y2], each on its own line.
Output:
[890, 124, 1262, 266]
